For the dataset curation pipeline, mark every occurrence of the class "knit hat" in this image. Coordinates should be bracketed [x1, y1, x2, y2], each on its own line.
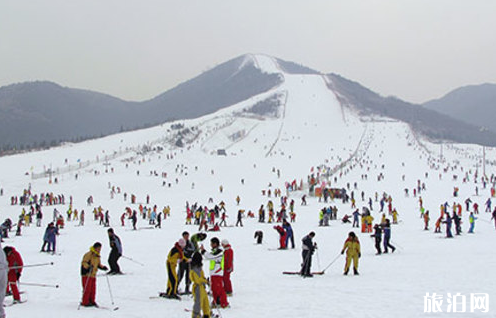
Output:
[221, 239, 229, 246]
[178, 238, 186, 248]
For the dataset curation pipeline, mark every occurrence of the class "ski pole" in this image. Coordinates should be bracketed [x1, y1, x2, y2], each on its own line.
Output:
[391, 240, 404, 250]
[78, 275, 92, 310]
[121, 255, 145, 266]
[316, 249, 321, 271]
[320, 253, 341, 273]
[9, 262, 54, 270]
[20, 282, 59, 288]
[105, 274, 118, 310]
[208, 284, 223, 318]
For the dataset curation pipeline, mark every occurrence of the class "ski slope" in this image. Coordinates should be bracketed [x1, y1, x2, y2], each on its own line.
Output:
[0, 55, 495, 318]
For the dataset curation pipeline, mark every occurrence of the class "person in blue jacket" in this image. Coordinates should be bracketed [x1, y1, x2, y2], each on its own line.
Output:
[41, 222, 58, 253]
[352, 209, 360, 228]
[381, 219, 395, 253]
[443, 214, 453, 238]
[283, 220, 294, 249]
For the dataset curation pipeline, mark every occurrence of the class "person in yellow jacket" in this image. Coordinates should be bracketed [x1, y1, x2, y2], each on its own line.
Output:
[160, 239, 189, 299]
[341, 231, 361, 275]
[189, 252, 211, 318]
[80, 242, 108, 307]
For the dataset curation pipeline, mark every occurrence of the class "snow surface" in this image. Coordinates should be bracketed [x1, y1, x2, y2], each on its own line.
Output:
[1, 57, 495, 318]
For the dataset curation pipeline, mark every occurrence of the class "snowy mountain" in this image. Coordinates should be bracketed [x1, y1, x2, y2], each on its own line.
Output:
[423, 83, 496, 133]
[0, 55, 281, 152]
[0, 54, 495, 318]
[2, 54, 496, 154]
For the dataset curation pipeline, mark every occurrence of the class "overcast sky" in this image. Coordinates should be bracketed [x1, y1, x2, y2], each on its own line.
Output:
[1, 0, 495, 103]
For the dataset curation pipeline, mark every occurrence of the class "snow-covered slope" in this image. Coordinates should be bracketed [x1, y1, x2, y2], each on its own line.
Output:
[0, 54, 495, 318]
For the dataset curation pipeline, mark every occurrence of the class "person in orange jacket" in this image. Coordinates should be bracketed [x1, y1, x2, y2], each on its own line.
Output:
[80, 242, 108, 307]
[221, 239, 234, 296]
[4, 246, 23, 303]
[341, 232, 360, 275]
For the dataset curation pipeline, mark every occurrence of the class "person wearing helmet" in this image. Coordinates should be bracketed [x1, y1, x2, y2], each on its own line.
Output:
[341, 232, 361, 275]
[221, 239, 233, 296]
[161, 238, 189, 299]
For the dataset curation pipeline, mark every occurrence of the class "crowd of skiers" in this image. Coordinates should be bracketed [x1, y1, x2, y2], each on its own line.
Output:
[161, 231, 234, 317]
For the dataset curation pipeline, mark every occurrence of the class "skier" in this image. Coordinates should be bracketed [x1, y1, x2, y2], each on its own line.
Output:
[221, 239, 233, 296]
[4, 246, 23, 303]
[443, 214, 453, 238]
[0, 241, 7, 317]
[273, 225, 287, 249]
[189, 252, 211, 318]
[80, 242, 108, 307]
[341, 232, 360, 275]
[235, 210, 244, 227]
[300, 232, 316, 277]
[423, 211, 430, 230]
[492, 208, 496, 229]
[468, 212, 477, 233]
[282, 220, 295, 249]
[371, 224, 382, 255]
[352, 209, 360, 228]
[191, 233, 207, 251]
[201, 237, 229, 308]
[107, 228, 123, 275]
[162, 238, 188, 299]
[41, 222, 58, 253]
[254, 230, 263, 244]
[178, 232, 195, 295]
[382, 219, 396, 253]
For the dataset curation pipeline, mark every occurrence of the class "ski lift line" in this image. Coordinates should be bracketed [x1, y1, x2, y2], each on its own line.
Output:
[265, 90, 289, 158]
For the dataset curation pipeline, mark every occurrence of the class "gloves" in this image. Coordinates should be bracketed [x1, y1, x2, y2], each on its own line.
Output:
[341, 251, 344, 255]
[102, 265, 109, 271]
[16, 272, 21, 280]
[358, 253, 361, 258]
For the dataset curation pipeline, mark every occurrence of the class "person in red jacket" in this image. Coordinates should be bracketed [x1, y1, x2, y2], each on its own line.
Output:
[273, 225, 287, 249]
[3, 246, 23, 302]
[221, 239, 234, 296]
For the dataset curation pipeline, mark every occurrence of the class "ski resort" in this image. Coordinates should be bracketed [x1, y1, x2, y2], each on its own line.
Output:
[1, 1, 495, 317]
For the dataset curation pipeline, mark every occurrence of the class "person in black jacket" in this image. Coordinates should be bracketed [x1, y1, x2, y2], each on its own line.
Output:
[300, 232, 316, 277]
[177, 231, 195, 294]
[107, 228, 123, 274]
[371, 224, 382, 255]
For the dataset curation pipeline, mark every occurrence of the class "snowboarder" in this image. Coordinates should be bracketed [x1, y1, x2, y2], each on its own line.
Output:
[221, 239, 233, 296]
[80, 242, 108, 307]
[300, 232, 316, 277]
[341, 232, 360, 275]
[107, 228, 123, 275]
[201, 237, 229, 308]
